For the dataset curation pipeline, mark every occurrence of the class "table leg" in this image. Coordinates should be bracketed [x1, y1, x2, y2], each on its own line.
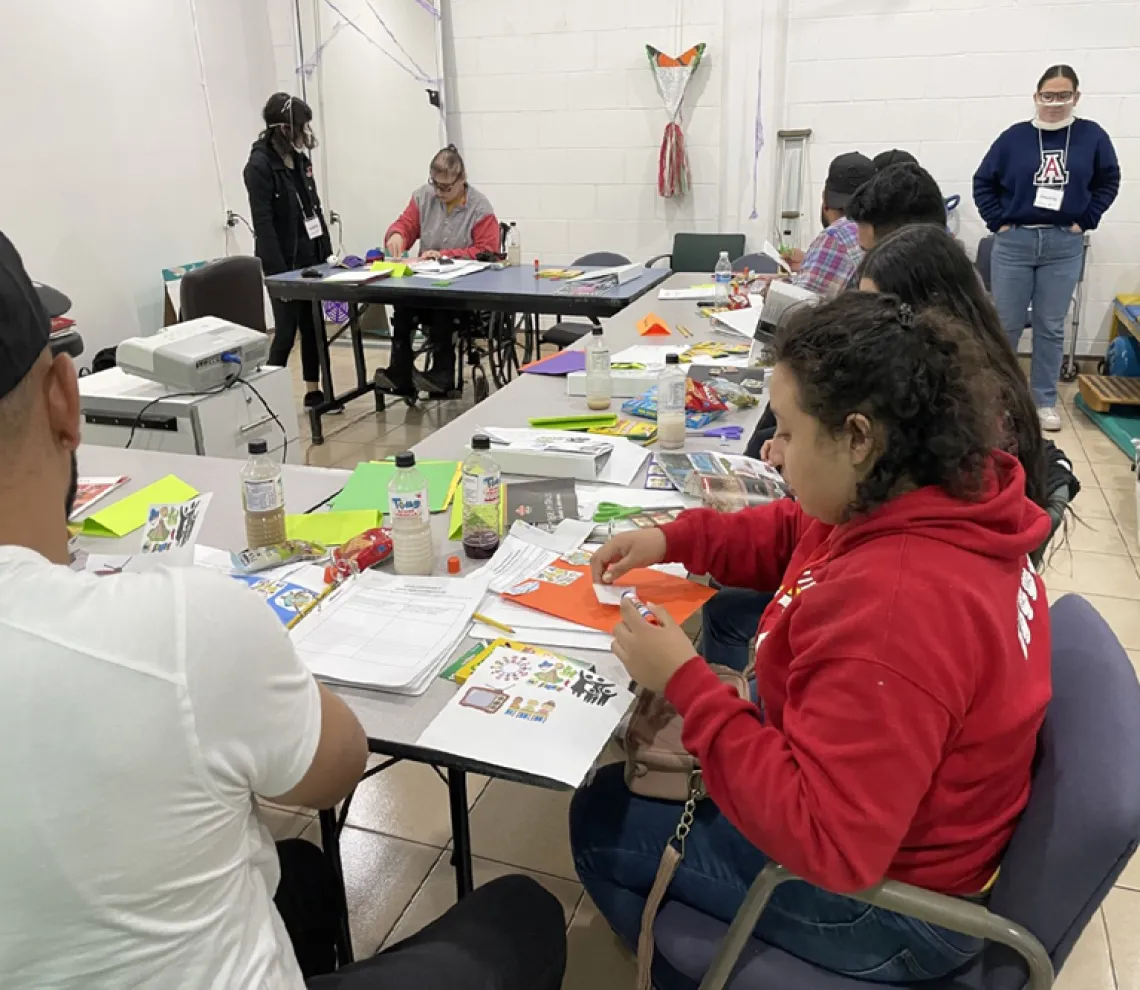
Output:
[319, 807, 355, 966]
[311, 300, 335, 445]
[447, 768, 475, 900]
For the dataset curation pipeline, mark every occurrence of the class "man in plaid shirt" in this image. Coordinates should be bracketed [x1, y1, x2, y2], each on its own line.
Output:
[793, 152, 876, 297]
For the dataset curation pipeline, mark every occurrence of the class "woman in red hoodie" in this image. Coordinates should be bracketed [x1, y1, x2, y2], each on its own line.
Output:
[571, 292, 1052, 984]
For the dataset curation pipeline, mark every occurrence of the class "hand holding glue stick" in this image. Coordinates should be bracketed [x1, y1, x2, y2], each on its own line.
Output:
[621, 589, 660, 626]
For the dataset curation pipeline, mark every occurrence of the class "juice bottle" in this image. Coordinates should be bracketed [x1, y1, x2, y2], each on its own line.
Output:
[241, 439, 287, 548]
[387, 451, 434, 575]
[461, 434, 502, 560]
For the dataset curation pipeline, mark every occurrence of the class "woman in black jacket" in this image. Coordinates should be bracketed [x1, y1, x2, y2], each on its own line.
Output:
[243, 93, 332, 408]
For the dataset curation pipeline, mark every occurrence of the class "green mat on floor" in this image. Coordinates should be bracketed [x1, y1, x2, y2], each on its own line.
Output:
[1075, 394, 1140, 458]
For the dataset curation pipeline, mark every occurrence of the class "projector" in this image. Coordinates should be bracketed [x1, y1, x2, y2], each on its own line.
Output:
[757, 281, 820, 340]
[117, 317, 269, 391]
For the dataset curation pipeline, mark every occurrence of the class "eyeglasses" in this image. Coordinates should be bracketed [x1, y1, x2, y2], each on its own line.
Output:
[1036, 92, 1074, 105]
[429, 174, 464, 194]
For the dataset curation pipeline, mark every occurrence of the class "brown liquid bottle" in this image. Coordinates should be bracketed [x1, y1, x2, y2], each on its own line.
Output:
[242, 439, 287, 548]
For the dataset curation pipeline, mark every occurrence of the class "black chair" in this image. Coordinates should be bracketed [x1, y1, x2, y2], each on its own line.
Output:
[733, 253, 780, 274]
[646, 233, 747, 272]
[179, 256, 267, 332]
[539, 252, 632, 351]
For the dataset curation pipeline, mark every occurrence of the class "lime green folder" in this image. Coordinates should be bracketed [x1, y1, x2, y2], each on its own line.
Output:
[80, 475, 198, 538]
[285, 510, 382, 546]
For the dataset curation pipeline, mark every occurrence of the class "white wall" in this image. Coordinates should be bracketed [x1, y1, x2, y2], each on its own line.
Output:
[785, 0, 1140, 349]
[1, 0, 277, 361]
[442, 0, 725, 266]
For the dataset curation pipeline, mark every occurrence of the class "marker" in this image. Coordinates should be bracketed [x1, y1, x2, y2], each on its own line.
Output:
[621, 590, 660, 626]
[533, 258, 540, 278]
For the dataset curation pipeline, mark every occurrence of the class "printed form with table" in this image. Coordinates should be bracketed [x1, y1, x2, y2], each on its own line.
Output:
[69, 271, 792, 789]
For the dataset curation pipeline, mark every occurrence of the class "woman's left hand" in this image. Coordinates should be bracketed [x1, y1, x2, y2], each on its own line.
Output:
[611, 595, 698, 692]
[1069, 223, 1082, 233]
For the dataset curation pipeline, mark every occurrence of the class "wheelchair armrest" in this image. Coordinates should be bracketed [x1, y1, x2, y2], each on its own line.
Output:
[699, 864, 1054, 990]
[645, 253, 672, 269]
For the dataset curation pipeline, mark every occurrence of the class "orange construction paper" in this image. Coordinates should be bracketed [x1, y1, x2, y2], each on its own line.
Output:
[502, 558, 714, 634]
[637, 312, 671, 336]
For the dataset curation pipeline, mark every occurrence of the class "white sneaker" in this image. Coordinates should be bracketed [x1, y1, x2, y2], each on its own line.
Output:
[1038, 406, 1062, 432]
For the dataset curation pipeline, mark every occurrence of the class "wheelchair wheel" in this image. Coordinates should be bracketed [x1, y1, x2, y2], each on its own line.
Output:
[472, 364, 490, 404]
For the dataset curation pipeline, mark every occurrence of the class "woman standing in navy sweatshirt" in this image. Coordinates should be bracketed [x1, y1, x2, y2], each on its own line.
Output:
[974, 65, 1120, 432]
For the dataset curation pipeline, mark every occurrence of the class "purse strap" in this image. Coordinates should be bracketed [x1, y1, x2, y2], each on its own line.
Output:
[636, 770, 703, 990]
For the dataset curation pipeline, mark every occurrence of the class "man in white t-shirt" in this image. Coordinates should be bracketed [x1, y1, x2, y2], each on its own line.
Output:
[0, 230, 566, 989]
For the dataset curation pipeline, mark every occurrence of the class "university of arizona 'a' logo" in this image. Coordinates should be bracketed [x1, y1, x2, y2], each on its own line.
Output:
[1035, 150, 1068, 186]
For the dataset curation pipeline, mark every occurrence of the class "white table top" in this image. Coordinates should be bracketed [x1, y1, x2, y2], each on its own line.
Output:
[73, 273, 766, 767]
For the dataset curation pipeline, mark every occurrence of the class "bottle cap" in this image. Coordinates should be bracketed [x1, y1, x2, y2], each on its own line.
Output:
[247, 439, 268, 454]
[591, 326, 603, 335]
[394, 451, 415, 468]
[447, 555, 461, 574]
[665, 354, 680, 365]
[471, 434, 491, 451]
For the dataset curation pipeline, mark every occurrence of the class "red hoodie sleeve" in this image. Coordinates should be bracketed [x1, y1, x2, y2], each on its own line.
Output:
[664, 581, 953, 893]
[659, 499, 804, 592]
[441, 213, 501, 260]
[385, 197, 421, 251]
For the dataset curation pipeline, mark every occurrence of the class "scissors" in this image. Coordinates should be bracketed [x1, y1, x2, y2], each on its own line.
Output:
[687, 425, 744, 440]
[593, 502, 645, 523]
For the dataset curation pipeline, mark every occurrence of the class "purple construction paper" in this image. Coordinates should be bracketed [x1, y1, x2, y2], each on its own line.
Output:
[522, 350, 587, 376]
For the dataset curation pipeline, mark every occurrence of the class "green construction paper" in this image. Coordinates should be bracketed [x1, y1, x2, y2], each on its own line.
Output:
[80, 475, 198, 538]
[528, 413, 619, 430]
[370, 260, 413, 277]
[449, 483, 508, 541]
[286, 510, 381, 546]
[331, 460, 459, 514]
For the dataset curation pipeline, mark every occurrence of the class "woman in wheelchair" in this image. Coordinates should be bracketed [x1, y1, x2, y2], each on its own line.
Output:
[375, 146, 501, 398]
[576, 292, 1052, 984]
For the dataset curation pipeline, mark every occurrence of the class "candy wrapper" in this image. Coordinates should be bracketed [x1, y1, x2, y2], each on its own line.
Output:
[621, 382, 727, 430]
[323, 528, 394, 584]
[231, 539, 325, 574]
[654, 451, 790, 511]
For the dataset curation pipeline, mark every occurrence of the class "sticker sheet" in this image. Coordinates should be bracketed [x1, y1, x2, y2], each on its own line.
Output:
[138, 494, 212, 567]
[416, 644, 634, 786]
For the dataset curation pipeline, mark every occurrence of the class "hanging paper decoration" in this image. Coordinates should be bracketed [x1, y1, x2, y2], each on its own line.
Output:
[646, 43, 706, 199]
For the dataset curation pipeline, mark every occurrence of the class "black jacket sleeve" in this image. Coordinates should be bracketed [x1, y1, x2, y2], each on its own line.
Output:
[745, 403, 777, 460]
[243, 157, 288, 276]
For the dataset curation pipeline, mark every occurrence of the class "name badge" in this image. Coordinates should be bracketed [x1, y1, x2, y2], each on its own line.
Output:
[304, 214, 323, 239]
[1034, 186, 1064, 211]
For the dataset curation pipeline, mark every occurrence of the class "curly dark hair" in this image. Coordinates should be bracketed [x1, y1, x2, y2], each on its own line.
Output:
[858, 225, 1047, 508]
[846, 163, 947, 242]
[773, 292, 1001, 518]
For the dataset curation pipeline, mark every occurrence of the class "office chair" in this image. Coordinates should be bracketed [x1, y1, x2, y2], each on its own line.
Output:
[179, 256, 267, 332]
[646, 233, 747, 273]
[653, 593, 1140, 990]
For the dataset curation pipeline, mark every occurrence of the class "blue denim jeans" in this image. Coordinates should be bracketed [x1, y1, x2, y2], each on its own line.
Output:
[570, 766, 982, 987]
[990, 225, 1084, 409]
[700, 588, 772, 673]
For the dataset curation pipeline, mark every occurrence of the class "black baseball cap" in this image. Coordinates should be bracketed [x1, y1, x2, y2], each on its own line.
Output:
[824, 152, 876, 210]
[0, 231, 51, 401]
[873, 148, 919, 171]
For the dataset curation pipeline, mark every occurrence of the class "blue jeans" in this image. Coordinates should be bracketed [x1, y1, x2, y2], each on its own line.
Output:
[570, 766, 982, 986]
[700, 588, 772, 673]
[990, 225, 1084, 409]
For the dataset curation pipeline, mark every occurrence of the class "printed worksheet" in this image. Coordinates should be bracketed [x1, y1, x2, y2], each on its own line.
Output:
[290, 571, 487, 694]
[417, 644, 634, 786]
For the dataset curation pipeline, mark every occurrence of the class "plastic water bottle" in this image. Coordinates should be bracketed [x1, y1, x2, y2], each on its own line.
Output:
[657, 354, 686, 450]
[585, 326, 612, 410]
[241, 439, 287, 548]
[462, 434, 502, 560]
[713, 251, 733, 307]
[506, 223, 521, 266]
[387, 451, 434, 575]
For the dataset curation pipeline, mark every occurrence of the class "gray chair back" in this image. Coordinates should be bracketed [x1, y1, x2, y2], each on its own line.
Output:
[976, 236, 995, 292]
[732, 253, 780, 275]
[573, 251, 631, 267]
[653, 593, 1140, 989]
[179, 256, 266, 332]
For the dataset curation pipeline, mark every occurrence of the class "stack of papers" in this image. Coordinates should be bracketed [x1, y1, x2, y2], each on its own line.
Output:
[290, 571, 488, 695]
[658, 284, 716, 301]
[710, 306, 761, 339]
[409, 260, 489, 282]
[483, 519, 595, 594]
[567, 263, 643, 286]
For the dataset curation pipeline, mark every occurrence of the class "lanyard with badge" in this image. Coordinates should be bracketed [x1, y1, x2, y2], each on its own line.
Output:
[296, 189, 323, 240]
[1033, 124, 1071, 212]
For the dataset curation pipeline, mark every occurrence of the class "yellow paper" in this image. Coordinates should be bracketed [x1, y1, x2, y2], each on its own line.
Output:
[286, 510, 381, 546]
[370, 260, 412, 277]
[80, 475, 198, 538]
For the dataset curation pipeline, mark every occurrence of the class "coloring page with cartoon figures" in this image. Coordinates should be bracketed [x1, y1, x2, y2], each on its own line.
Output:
[137, 494, 213, 568]
[417, 644, 635, 786]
